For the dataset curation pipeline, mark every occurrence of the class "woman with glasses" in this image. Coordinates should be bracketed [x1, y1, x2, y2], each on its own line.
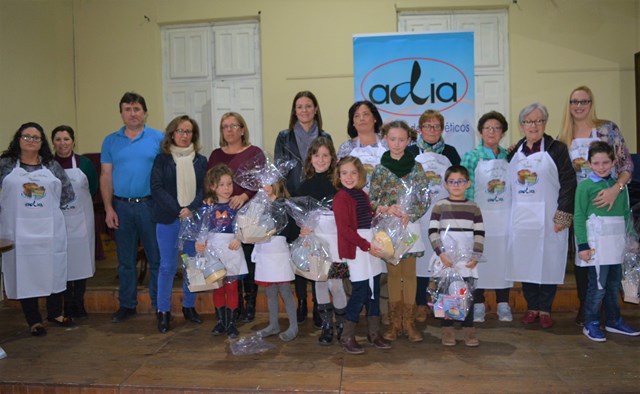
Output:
[557, 86, 633, 326]
[413, 109, 461, 324]
[506, 103, 576, 329]
[207, 112, 265, 324]
[151, 115, 207, 333]
[274, 91, 332, 326]
[51, 125, 99, 320]
[0, 122, 74, 336]
[460, 111, 513, 323]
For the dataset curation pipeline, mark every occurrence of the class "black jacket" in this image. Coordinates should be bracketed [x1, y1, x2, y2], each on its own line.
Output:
[151, 153, 208, 224]
[274, 129, 332, 195]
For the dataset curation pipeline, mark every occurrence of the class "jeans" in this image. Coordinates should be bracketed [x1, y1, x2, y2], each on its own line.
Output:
[113, 199, 160, 309]
[474, 288, 510, 304]
[584, 264, 621, 324]
[521, 282, 557, 312]
[156, 219, 196, 312]
[345, 274, 381, 323]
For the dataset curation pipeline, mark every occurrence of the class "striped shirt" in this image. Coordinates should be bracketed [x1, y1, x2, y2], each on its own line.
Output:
[428, 198, 484, 257]
[345, 188, 372, 229]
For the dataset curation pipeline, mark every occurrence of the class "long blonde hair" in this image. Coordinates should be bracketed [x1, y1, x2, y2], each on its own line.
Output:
[558, 85, 605, 147]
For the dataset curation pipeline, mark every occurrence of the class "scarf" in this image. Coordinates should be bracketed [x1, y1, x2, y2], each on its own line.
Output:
[170, 144, 196, 207]
[417, 134, 445, 154]
[293, 121, 319, 159]
[380, 150, 415, 178]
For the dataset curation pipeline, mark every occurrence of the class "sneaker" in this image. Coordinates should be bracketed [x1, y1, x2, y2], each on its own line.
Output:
[521, 310, 538, 325]
[539, 313, 553, 329]
[473, 303, 485, 322]
[605, 318, 640, 336]
[497, 302, 513, 322]
[583, 321, 606, 342]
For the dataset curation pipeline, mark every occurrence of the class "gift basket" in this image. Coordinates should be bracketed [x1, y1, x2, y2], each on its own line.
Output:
[427, 267, 474, 321]
[233, 155, 293, 244]
[284, 196, 332, 281]
[622, 206, 640, 304]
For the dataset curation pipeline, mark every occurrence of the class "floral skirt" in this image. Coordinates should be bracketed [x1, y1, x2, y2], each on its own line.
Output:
[328, 262, 349, 280]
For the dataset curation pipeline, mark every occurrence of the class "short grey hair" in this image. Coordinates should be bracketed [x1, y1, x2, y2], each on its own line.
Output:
[519, 102, 548, 124]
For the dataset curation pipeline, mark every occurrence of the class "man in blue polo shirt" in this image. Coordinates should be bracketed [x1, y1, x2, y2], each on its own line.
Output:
[100, 92, 164, 323]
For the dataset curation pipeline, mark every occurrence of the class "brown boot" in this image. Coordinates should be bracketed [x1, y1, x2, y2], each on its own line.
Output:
[340, 320, 364, 355]
[383, 302, 403, 341]
[367, 316, 391, 349]
[441, 327, 456, 346]
[463, 327, 479, 347]
[403, 304, 424, 343]
[415, 305, 428, 323]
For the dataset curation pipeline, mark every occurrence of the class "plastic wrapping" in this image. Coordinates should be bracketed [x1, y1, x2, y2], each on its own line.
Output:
[427, 267, 474, 321]
[622, 208, 640, 303]
[229, 335, 276, 355]
[284, 197, 332, 279]
[370, 213, 417, 265]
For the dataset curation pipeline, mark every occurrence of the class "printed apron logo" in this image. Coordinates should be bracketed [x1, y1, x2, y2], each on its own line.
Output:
[485, 179, 506, 202]
[21, 182, 46, 207]
[515, 170, 538, 194]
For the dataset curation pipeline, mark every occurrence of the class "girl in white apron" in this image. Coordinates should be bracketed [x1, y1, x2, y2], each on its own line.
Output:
[368, 120, 429, 343]
[52, 126, 97, 319]
[333, 156, 390, 355]
[252, 179, 298, 342]
[0, 123, 74, 335]
[196, 165, 248, 339]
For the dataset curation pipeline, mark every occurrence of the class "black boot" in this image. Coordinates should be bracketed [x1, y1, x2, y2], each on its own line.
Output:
[226, 308, 239, 338]
[313, 301, 323, 329]
[182, 307, 203, 324]
[242, 284, 257, 323]
[318, 303, 334, 346]
[296, 298, 308, 324]
[211, 308, 226, 336]
[334, 307, 346, 341]
[157, 311, 170, 333]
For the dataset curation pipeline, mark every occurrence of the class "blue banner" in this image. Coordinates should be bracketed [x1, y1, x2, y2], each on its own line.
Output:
[354, 32, 475, 155]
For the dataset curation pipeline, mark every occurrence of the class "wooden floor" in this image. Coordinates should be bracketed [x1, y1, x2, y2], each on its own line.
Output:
[1, 236, 640, 393]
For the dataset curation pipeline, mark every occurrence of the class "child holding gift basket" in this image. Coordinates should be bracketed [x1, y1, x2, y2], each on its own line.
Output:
[332, 156, 389, 354]
[253, 178, 300, 342]
[297, 137, 349, 346]
[428, 165, 484, 347]
[196, 164, 248, 338]
[574, 141, 640, 342]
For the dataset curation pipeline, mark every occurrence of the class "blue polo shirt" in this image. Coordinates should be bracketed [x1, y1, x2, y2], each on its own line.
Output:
[101, 125, 164, 198]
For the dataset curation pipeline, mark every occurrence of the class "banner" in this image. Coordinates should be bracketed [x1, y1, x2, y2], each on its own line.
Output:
[353, 31, 475, 155]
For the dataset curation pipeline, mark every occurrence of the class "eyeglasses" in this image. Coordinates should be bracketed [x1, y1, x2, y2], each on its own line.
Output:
[175, 129, 193, 135]
[446, 179, 468, 186]
[482, 126, 503, 133]
[21, 135, 42, 142]
[421, 124, 442, 131]
[521, 119, 546, 126]
[569, 99, 592, 106]
[222, 124, 241, 130]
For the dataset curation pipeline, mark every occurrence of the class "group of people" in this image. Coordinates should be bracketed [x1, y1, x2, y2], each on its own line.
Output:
[1, 86, 638, 351]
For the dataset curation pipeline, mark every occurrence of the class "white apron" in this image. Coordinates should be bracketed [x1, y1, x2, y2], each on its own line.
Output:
[253, 235, 294, 282]
[569, 131, 601, 183]
[474, 159, 513, 289]
[345, 229, 384, 294]
[506, 142, 568, 284]
[429, 227, 479, 279]
[315, 211, 339, 262]
[207, 232, 248, 276]
[406, 221, 425, 253]
[0, 161, 67, 299]
[582, 215, 626, 289]
[349, 137, 386, 192]
[61, 156, 95, 281]
[414, 151, 451, 277]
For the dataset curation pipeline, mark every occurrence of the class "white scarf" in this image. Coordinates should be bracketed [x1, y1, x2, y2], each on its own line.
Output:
[170, 144, 196, 207]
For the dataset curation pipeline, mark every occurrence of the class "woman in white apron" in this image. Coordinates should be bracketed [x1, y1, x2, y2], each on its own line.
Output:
[333, 156, 389, 354]
[0, 122, 74, 336]
[558, 86, 634, 325]
[369, 120, 429, 343]
[460, 112, 513, 323]
[150, 116, 208, 333]
[52, 126, 98, 320]
[506, 103, 576, 329]
[413, 109, 460, 323]
[252, 182, 298, 342]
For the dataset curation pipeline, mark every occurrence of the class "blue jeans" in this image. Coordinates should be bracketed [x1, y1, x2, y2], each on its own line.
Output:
[113, 199, 160, 309]
[345, 274, 381, 323]
[521, 282, 557, 312]
[584, 264, 621, 324]
[156, 219, 196, 312]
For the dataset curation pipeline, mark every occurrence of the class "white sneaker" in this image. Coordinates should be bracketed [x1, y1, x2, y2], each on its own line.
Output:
[473, 303, 485, 322]
[0, 346, 6, 360]
[497, 302, 513, 322]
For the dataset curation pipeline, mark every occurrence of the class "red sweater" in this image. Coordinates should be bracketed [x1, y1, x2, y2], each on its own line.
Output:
[332, 188, 372, 259]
